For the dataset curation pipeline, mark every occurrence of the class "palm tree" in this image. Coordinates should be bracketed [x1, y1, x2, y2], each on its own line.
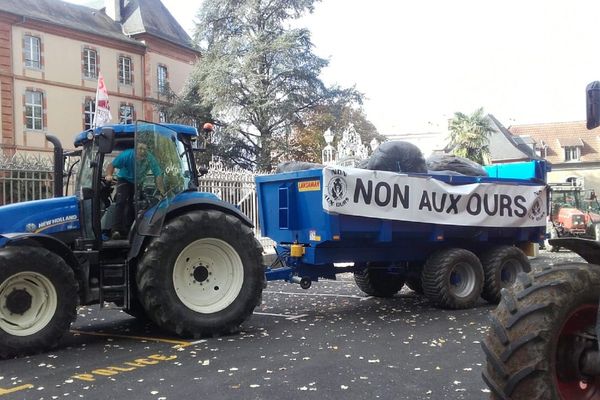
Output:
[448, 108, 493, 164]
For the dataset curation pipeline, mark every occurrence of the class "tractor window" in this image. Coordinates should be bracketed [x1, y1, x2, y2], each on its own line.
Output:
[75, 143, 96, 192]
[74, 142, 98, 239]
[177, 139, 192, 189]
[134, 122, 185, 236]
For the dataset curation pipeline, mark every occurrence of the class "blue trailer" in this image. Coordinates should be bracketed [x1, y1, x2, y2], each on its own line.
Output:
[256, 160, 549, 309]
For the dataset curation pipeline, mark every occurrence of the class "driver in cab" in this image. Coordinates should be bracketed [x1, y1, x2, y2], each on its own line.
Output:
[105, 141, 165, 239]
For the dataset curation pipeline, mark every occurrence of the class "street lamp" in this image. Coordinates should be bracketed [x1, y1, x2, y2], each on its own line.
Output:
[322, 128, 336, 165]
[370, 138, 379, 153]
[323, 128, 334, 145]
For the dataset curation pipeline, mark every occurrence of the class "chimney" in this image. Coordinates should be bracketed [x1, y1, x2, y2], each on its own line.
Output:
[105, 0, 121, 22]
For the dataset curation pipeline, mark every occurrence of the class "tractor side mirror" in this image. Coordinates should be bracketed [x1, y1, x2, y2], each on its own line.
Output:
[97, 127, 115, 154]
[193, 135, 207, 152]
[193, 122, 214, 152]
[586, 81, 600, 130]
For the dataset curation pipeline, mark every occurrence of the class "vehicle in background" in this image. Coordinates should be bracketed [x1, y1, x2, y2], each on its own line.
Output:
[545, 183, 600, 251]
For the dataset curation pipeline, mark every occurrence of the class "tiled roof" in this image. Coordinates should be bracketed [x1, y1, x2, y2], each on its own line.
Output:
[0, 0, 142, 46]
[509, 121, 600, 164]
[557, 137, 584, 147]
[121, 0, 195, 51]
[0, 0, 196, 51]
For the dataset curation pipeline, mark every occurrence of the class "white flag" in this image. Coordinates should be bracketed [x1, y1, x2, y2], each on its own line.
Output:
[92, 72, 112, 128]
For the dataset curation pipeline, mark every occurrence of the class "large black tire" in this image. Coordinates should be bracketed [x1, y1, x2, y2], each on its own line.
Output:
[137, 210, 264, 338]
[480, 246, 531, 304]
[354, 263, 405, 297]
[0, 246, 78, 359]
[482, 264, 600, 400]
[422, 248, 484, 309]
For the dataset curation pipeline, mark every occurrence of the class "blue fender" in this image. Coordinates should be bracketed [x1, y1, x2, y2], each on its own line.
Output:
[0, 232, 80, 271]
[167, 193, 254, 228]
[127, 192, 255, 260]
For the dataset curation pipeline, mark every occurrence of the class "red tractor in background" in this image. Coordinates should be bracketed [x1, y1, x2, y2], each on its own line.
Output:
[482, 82, 600, 399]
[545, 183, 600, 251]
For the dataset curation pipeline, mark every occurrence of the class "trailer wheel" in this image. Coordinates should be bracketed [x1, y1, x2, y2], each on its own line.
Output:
[482, 264, 600, 400]
[422, 248, 483, 309]
[137, 210, 264, 338]
[0, 247, 78, 359]
[354, 263, 405, 297]
[480, 246, 530, 304]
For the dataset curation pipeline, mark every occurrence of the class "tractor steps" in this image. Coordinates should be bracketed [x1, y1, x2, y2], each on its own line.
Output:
[99, 261, 129, 308]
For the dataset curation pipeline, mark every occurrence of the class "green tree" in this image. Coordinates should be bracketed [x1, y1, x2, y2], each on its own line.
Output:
[188, 0, 362, 170]
[448, 107, 493, 164]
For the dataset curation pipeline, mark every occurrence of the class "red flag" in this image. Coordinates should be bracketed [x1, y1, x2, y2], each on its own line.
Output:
[93, 72, 112, 128]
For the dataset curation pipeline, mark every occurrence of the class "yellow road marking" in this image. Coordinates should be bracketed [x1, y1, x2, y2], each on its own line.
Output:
[72, 354, 179, 382]
[69, 330, 191, 347]
[0, 384, 34, 396]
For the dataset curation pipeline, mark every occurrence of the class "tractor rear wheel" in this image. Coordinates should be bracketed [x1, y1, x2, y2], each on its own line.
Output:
[0, 247, 78, 359]
[482, 264, 600, 400]
[422, 248, 483, 309]
[137, 210, 264, 338]
[354, 263, 405, 297]
[480, 246, 530, 304]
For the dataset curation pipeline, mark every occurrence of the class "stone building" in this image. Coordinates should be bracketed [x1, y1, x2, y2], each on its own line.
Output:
[0, 0, 199, 156]
[509, 121, 600, 189]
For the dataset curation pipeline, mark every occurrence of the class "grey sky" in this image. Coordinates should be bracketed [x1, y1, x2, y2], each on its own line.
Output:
[68, 0, 600, 135]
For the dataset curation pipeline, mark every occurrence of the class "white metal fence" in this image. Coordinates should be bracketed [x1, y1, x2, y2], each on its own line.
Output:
[0, 153, 274, 248]
[197, 161, 275, 249]
[0, 153, 55, 205]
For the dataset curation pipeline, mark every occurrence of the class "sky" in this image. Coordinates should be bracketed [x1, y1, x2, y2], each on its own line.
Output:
[67, 0, 600, 136]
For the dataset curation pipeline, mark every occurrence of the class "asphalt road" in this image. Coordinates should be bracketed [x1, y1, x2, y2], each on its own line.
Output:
[0, 249, 585, 400]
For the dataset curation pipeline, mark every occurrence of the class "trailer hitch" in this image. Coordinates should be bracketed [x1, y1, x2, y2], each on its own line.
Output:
[291, 275, 312, 289]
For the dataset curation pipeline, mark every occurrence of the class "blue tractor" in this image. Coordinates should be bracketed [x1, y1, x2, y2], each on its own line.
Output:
[0, 121, 264, 359]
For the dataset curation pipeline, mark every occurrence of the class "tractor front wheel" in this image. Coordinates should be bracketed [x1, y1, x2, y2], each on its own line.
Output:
[483, 264, 600, 399]
[0, 247, 78, 359]
[137, 210, 264, 337]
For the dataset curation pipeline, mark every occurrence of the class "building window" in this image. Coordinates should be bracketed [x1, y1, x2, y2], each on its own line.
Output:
[25, 90, 43, 130]
[566, 176, 582, 186]
[159, 111, 167, 123]
[119, 104, 134, 124]
[84, 99, 95, 130]
[535, 146, 546, 158]
[24, 35, 41, 69]
[157, 65, 168, 94]
[564, 146, 581, 162]
[83, 48, 97, 79]
[118, 56, 132, 85]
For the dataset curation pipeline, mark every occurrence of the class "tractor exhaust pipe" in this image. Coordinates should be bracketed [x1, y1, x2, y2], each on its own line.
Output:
[45, 134, 64, 197]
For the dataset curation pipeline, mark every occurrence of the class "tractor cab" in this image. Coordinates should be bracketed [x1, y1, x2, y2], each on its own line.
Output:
[73, 121, 201, 246]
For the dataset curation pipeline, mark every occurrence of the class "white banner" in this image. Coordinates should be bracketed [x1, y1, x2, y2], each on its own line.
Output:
[322, 166, 547, 228]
